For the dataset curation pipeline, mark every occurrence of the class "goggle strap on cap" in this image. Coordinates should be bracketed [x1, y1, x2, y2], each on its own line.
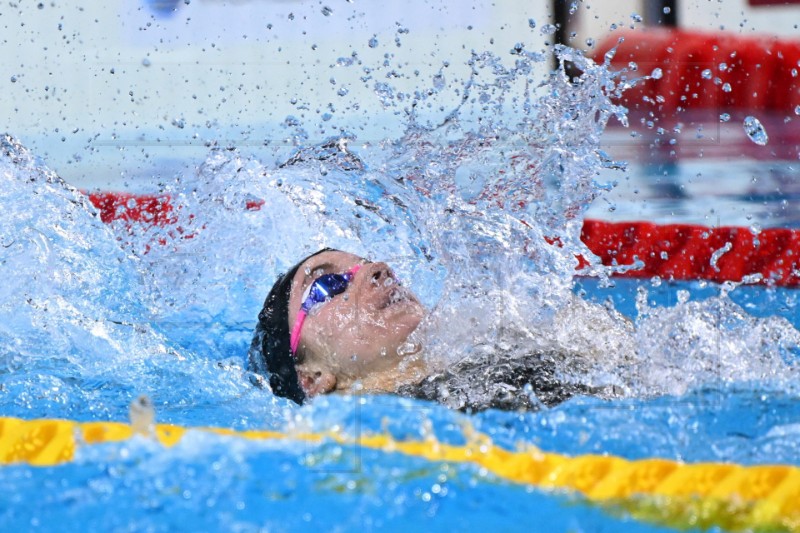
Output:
[289, 311, 307, 355]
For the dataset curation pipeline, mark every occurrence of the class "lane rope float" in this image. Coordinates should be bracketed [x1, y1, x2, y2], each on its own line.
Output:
[1, 416, 799, 532]
[592, 28, 800, 116]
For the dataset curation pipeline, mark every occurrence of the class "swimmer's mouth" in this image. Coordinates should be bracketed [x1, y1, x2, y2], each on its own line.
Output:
[383, 287, 411, 309]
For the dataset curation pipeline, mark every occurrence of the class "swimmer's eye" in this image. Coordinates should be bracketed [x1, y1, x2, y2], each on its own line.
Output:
[290, 264, 361, 355]
[300, 272, 352, 313]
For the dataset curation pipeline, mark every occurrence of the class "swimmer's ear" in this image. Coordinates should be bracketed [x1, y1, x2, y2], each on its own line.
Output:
[296, 364, 337, 398]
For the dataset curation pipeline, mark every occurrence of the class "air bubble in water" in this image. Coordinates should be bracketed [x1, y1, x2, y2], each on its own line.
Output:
[743, 115, 768, 146]
[701, 69, 713, 80]
[795, 105, 800, 116]
[585, 37, 595, 47]
[650, 68, 663, 79]
[722, 82, 732, 93]
[720, 113, 730, 122]
[631, 13, 643, 23]
[663, 6, 671, 14]
[528, 18, 536, 29]
[368, 36, 378, 48]
[321, 6, 332, 16]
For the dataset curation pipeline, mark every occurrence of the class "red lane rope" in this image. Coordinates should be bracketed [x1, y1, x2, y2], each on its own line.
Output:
[87, 192, 800, 287]
[592, 28, 800, 115]
[580, 219, 800, 286]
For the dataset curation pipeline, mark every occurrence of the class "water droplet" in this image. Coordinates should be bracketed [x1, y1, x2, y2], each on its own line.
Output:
[321, 112, 332, 122]
[10, 75, 17, 83]
[321, 5, 332, 16]
[722, 82, 732, 93]
[795, 105, 800, 116]
[743, 115, 768, 145]
[540, 24, 557, 35]
[432, 73, 445, 90]
[663, 6, 671, 14]
[718, 62, 728, 72]
[719, 113, 730, 122]
[585, 37, 595, 47]
[368, 36, 378, 48]
[527, 18, 536, 29]
[569, 1, 578, 14]
[677, 289, 689, 304]
[631, 13, 643, 23]
[701, 69, 713, 80]
[650, 276, 662, 287]
[129, 394, 155, 434]
[394, 341, 417, 357]
[337, 87, 349, 97]
[142, 57, 151, 67]
[650, 68, 663, 80]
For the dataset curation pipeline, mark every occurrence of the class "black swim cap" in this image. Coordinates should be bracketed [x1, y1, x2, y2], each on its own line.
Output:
[248, 248, 332, 405]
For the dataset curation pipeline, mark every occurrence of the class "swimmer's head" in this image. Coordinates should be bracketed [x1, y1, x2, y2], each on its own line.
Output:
[249, 249, 426, 404]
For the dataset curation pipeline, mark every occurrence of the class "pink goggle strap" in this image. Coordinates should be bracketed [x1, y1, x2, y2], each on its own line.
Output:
[289, 264, 361, 357]
[289, 311, 307, 355]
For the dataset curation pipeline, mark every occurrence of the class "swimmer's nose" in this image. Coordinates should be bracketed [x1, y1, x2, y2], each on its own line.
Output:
[367, 262, 394, 285]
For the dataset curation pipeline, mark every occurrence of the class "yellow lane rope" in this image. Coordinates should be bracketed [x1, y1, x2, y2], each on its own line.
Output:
[1, 416, 798, 532]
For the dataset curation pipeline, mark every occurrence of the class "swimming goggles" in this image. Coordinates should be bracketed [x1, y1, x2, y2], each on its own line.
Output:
[290, 264, 361, 355]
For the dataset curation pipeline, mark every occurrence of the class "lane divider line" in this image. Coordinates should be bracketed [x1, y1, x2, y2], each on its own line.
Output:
[1, 416, 799, 532]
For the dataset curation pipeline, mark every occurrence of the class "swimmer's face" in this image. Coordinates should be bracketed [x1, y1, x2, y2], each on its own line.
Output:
[287, 250, 425, 394]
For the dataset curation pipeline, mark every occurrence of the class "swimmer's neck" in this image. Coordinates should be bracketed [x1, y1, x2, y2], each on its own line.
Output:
[336, 354, 428, 394]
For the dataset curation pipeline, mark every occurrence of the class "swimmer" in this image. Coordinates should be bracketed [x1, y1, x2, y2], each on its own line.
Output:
[248, 249, 614, 411]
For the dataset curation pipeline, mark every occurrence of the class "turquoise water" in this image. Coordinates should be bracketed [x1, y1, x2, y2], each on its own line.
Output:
[1, 45, 799, 532]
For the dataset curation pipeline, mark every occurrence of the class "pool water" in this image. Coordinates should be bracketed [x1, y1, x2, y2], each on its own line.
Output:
[1, 44, 799, 532]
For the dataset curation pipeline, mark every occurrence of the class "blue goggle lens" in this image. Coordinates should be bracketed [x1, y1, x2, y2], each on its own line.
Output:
[301, 272, 352, 313]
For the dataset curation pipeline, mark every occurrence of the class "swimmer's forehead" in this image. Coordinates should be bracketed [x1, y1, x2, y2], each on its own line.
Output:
[291, 250, 364, 291]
